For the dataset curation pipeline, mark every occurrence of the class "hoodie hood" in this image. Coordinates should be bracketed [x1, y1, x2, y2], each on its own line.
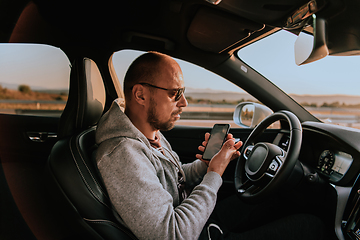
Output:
[95, 99, 151, 149]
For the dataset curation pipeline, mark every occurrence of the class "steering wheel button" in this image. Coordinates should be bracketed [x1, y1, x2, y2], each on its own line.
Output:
[244, 147, 253, 159]
[268, 160, 279, 173]
[238, 189, 245, 193]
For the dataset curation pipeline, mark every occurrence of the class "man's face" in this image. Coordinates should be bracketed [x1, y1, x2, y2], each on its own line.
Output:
[146, 61, 187, 131]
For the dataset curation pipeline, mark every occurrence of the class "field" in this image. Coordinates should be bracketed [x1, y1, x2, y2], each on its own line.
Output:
[1, 86, 360, 129]
[0, 86, 66, 114]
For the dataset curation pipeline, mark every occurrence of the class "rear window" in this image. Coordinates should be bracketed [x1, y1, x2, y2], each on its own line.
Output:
[0, 44, 70, 117]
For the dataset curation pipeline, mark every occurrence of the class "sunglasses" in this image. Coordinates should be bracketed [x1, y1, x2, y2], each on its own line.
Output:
[136, 82, 185, 101]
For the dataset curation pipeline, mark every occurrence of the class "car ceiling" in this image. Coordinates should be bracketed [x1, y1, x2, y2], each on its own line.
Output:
[1, 0, 314, 61]
[1, 0, 357, 73]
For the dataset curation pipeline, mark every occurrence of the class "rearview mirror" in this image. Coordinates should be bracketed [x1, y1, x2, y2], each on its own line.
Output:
[294, 14, 329, 65]
[233, 102, 273, 128]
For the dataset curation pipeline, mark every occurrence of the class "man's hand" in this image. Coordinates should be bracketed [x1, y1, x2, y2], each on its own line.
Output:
[196, 132, 211, 166]
[196, 133, 243, 176]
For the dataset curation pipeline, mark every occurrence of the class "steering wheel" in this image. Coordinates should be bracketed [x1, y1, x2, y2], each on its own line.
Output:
[234, 110, 302, 202]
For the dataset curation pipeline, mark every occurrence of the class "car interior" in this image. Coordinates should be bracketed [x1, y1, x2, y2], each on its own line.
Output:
[1, 0, 360, 239]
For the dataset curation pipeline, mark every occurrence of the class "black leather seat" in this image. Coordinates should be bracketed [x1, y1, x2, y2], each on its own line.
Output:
[46, 57, 137, 240]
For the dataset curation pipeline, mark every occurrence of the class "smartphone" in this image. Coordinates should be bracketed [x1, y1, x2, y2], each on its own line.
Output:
[202, 124, 230, 160]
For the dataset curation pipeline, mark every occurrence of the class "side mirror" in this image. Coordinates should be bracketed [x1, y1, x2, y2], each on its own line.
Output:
[233, 102, 273, 128]
[294, 14, 329, 65]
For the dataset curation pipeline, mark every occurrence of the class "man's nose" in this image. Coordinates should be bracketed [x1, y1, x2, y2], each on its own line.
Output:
[177, 93, 188, 107]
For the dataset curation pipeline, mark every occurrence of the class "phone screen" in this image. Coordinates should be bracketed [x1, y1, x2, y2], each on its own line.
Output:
[202, 124, 230, 160]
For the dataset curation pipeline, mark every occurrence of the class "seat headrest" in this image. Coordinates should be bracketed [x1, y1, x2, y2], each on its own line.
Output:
[58, 57, 105, 139]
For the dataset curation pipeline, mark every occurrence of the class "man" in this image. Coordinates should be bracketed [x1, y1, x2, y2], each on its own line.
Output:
[95, 52, 324, 240]
[95, 51, 242, 239]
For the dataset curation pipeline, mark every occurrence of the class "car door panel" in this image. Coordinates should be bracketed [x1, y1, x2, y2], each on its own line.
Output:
[0, 114, 69, 240]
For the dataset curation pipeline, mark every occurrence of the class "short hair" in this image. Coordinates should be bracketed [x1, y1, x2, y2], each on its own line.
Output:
[123, 51, 169, 100]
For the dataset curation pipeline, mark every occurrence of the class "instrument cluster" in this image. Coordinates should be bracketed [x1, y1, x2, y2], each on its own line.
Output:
[316, 149, 353, 182]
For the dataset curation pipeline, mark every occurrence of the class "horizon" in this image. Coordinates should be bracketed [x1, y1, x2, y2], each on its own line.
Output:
[1, 39, 360, 97]
[2, 81, 360, 98]
[1, 81, 360, 106]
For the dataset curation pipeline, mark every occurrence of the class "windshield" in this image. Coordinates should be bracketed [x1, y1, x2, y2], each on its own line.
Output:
[238, 30, 360, 129]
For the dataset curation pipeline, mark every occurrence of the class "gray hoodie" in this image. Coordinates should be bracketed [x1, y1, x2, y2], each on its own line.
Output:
[95, 99, 223, 240]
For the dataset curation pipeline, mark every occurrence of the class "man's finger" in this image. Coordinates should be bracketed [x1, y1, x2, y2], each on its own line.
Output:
[198, 146, 205, 152]
[234, 140, 243, 149]
[226, 133, 234, 140]
[195, 153, 203, 160]
[205, 132, 210, 141]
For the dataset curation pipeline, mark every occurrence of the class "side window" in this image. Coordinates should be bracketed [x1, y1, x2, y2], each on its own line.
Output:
[112, 50, 256, 128]
[0, 44, 70, 117]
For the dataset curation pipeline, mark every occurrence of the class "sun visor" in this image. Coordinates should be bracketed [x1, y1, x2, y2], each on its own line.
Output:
[187, 7, 264, 53]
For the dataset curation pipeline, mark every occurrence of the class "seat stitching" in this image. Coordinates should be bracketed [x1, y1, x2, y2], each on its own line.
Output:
[68, 132, 111, 209]
[77, 128, 110, 199]
[83, 218, 138, 240]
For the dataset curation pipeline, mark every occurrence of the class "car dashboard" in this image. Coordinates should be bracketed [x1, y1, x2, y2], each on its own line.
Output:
[272, 121, 360, 240]
[300, 122, 360, 186]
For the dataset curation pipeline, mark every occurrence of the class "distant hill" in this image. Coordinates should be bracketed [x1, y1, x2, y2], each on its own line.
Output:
[185, 89, 257, 102]
[0, 82, 22, 90]
[0, 82, 68, 95]
[0, 85, 67, 101]
[290, 94, 360, 106]
[185, 88, 360, 106]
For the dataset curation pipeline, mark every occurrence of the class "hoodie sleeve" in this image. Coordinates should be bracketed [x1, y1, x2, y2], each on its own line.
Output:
[159, 132, 208, 186]
[182, 160, 209, 185]
[96, 138, 222, 240]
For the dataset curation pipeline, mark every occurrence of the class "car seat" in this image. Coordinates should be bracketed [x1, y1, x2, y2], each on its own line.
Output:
[46, 57, 137, 240]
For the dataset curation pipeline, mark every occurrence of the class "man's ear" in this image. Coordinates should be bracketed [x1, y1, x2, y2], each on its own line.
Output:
[132, 85, 146, 105]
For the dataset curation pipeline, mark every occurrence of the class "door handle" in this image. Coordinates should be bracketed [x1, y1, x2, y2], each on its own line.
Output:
[27, 132, 57, 142]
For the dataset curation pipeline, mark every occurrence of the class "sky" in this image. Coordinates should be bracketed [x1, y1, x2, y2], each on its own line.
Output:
[112, 50, 243, 93]
[112, 31, 360, 96]
[0, 44, 70, 90]
[1, 31, 360, 96]
[237, 30, 360, 96]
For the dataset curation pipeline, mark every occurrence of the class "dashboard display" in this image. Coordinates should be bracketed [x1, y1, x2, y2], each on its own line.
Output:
[317, 150, 335, 175]
[317, 150, 353, 181]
